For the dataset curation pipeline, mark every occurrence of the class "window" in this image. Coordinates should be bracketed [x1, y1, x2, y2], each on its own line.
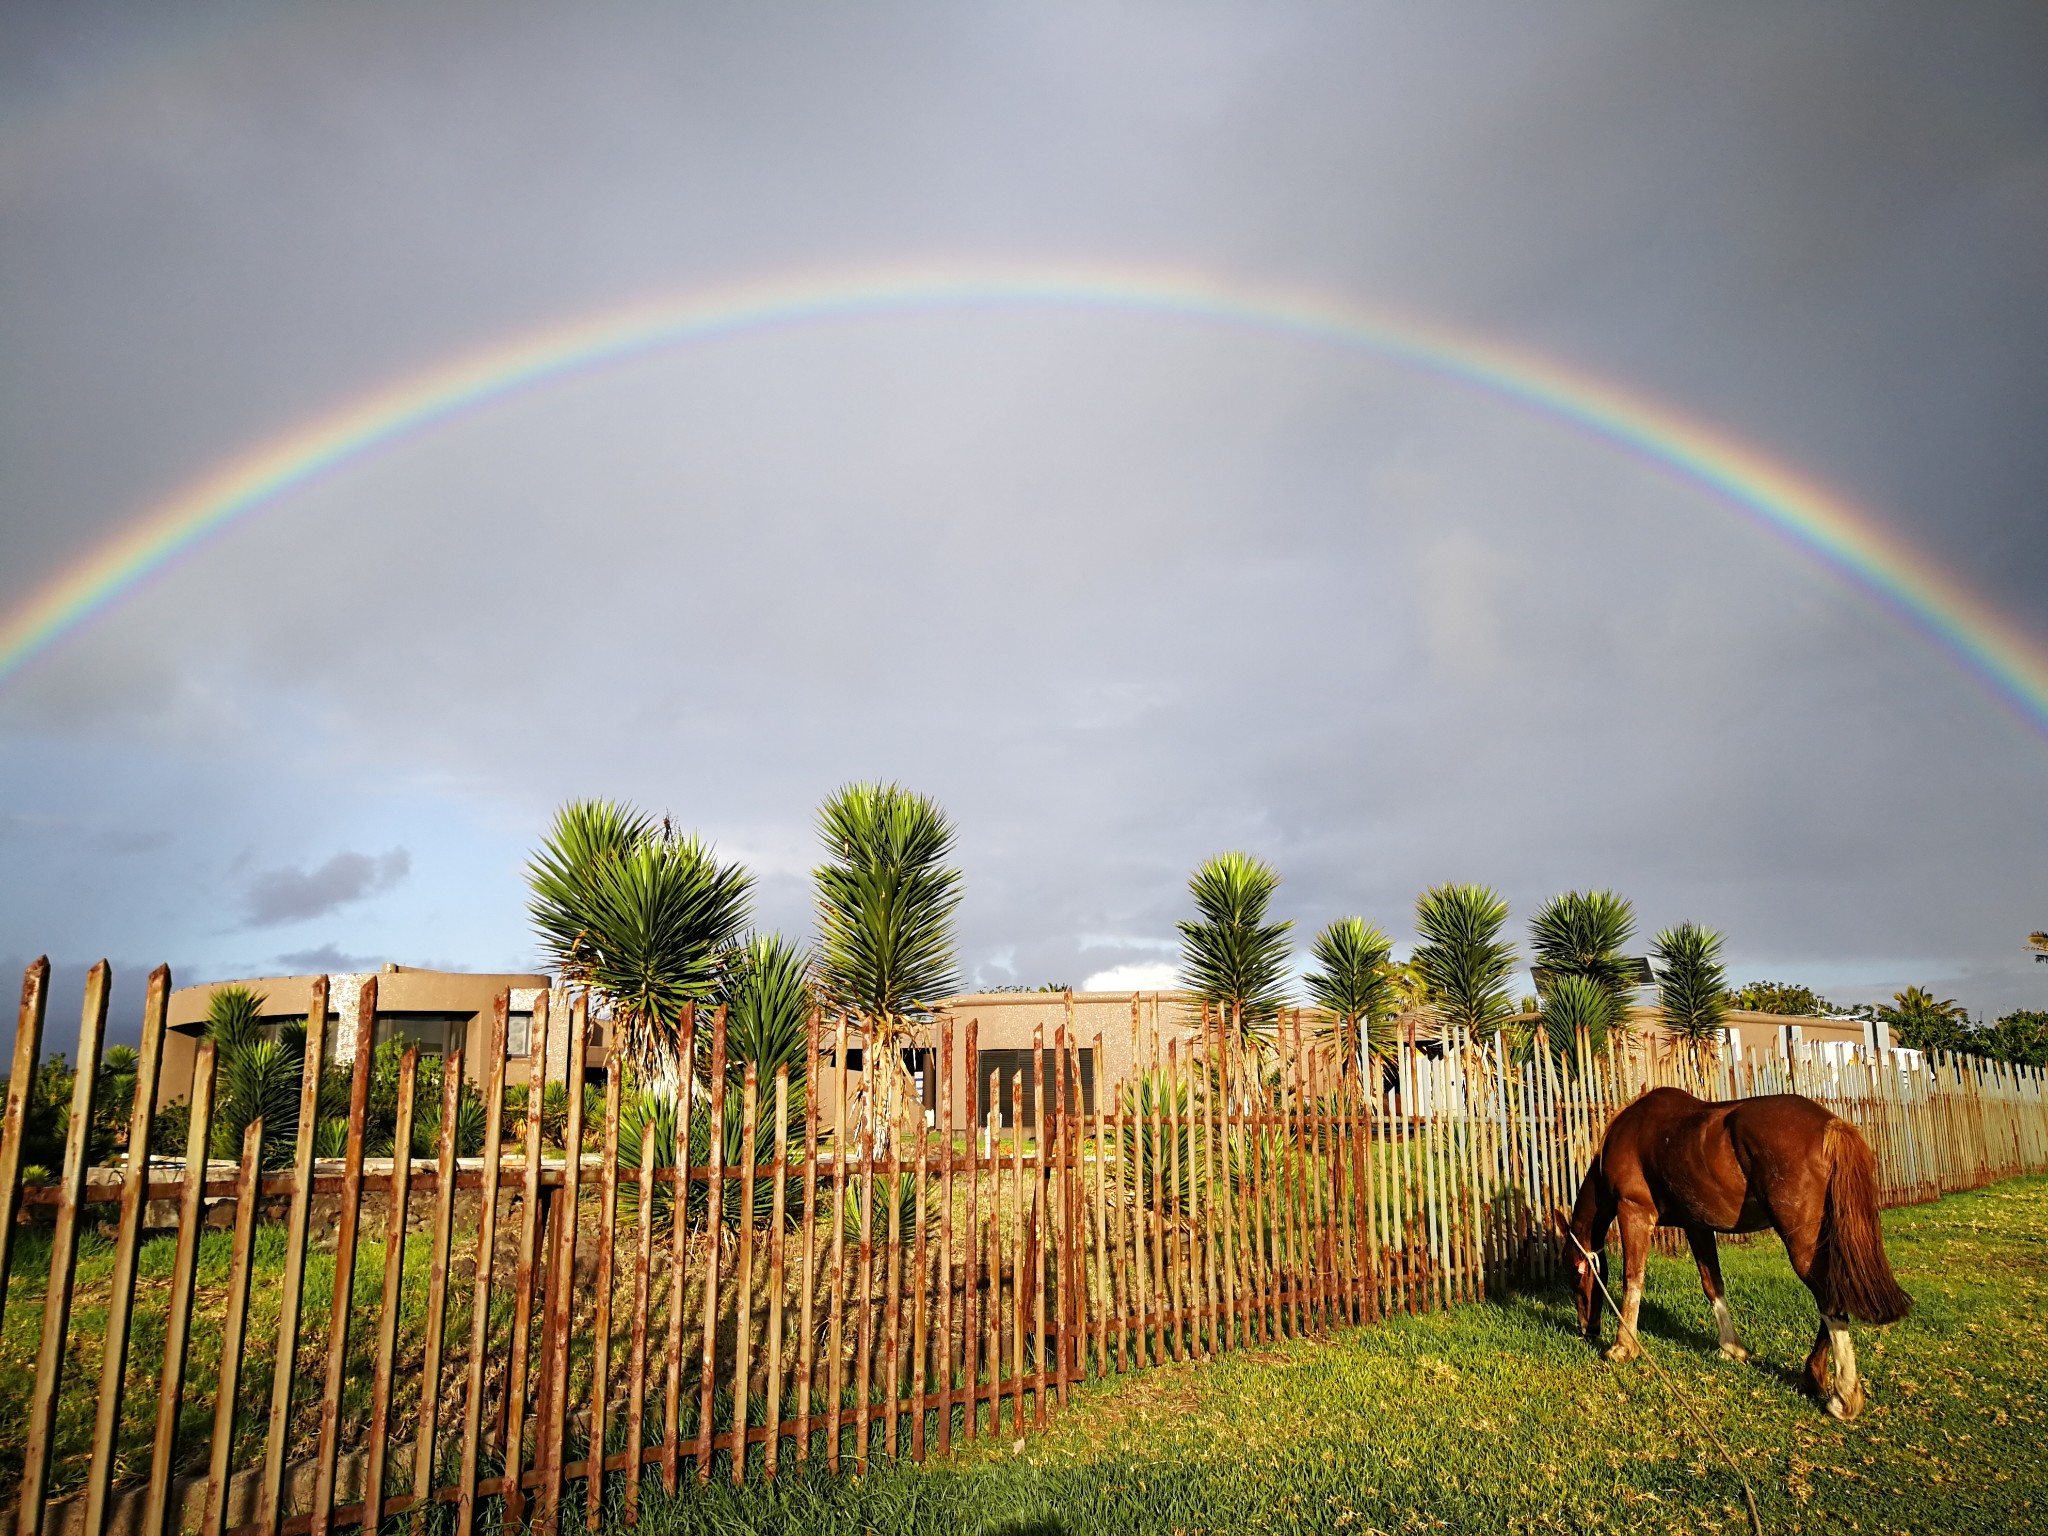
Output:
[972, 1048, 1094, 1129]
[374, 1012, 471, 1057]
[507, 1011, 533, 1058]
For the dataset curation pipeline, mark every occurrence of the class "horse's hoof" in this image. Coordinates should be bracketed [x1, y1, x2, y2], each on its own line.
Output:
[1719, 1342, 1750, 1363]
[1825, 1387, 1864, 1422]
[1603, 1342, 1638, 1363]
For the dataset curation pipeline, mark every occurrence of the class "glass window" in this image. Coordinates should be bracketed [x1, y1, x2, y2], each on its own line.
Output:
[374, 1013, 471, 1057]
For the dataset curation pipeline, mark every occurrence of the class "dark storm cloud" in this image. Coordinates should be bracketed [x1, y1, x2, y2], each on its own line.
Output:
[242, 848, 410, 928]
[274, 943, 379, 973]
[0, 3, 2043, 1018]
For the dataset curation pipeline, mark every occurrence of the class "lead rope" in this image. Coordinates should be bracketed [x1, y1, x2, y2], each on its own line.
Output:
[1565, 1229, 1766, 1536]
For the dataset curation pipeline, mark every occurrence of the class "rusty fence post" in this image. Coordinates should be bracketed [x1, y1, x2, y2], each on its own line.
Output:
[143, 1040, 216, 1536]
[19, 963, 109, 1536]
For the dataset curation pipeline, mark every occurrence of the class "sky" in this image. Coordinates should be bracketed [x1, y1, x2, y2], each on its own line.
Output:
[2, 2, 2046, 1042]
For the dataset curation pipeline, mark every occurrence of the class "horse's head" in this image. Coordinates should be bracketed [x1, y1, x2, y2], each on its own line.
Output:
[1549, 1207, 1600, 1337]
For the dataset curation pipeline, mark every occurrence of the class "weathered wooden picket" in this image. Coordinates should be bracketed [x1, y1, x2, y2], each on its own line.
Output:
[4, 958, 2046, 1536]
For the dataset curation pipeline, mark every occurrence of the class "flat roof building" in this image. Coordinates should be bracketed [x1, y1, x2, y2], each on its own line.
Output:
[158, 963, 604, 1108]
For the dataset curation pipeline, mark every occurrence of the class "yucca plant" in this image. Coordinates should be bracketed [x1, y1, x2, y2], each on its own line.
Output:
[528, 799, 754, 1072]
[90, 1046, 140, 1164]
[712, 932, 815, 1088]
[813, 782, 962, 1146]
[196, 985, 306, 1165]
[1304, 917, 1395, 1070]
[213, 1039, 304, 1164]
[1117, 1071, 1201, 1215]
[616, 1085, 802, 1232]
[1177, 852, 1292, 1043]
[1530, 890, 1638, 1032]
[1652, 922, 1727, 1062]
[1538, 973, 1616, 1075]
[838, 1169, 928, 1241]
[1412, 883, 1517, 1038]
[408, 1077, 488, 1158]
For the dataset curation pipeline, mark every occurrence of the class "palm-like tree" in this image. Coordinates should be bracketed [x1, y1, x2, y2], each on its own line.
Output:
[1651, 922, 1727, 1062]
[1530, 890, 1638, 1028]
[1304, 917, 1395, 1069]
[1385, 959, 1433, 1019]
[813, 783, 963, 1138]
[1539, 973, 1616, 1073]
[1879, 985, 1973, 1055]
[1411, 883, 1517, 1038]
[714, 932, 816, 1088]
[1177, 852, 1293, 1042]
[528, 799, 754, 1071]
[201, 984, 307, 1166]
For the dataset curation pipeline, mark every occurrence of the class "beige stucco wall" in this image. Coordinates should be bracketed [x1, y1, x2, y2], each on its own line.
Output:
[158, 965, 560, 1108]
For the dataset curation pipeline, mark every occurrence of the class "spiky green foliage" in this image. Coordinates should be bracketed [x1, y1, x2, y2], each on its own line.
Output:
[1304, 917, 1396, 1066]
[1651, 922, 1727, 1052]
[1538, 973, 1615, 1073]
[1529, 890, 1638, 1026]
[205, 984, 267, 1047]
[1118, 1071, 1201, 1214]
[812, 783, 963, 1033]
[1176, 852, 1292, 1036]
[714, 932, 816, 1087]
[617, 1085, 804, 1232]
[1411, 883, 1517, 1036]
[89, 1046, 139, 1164]
[214, 1038, 303, 1163]
[838, 1171, 928, 1241]
[527, 798, 754, 1069]
[193, 985, 301, 1165]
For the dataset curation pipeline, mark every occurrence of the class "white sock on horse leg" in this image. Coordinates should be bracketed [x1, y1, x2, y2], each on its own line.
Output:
[1608, 1282, 1644, 1357]
[1822, 1314, 1864, 1418]
[1711, 1296, 1745, 1357]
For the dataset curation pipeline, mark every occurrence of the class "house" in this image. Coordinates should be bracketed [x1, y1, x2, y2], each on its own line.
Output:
[156, 964, 603, 1109]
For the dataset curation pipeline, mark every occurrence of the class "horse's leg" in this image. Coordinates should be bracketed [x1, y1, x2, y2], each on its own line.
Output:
[1685, 1227, 1746, 1362]
[1586, 1192, 1619, 1343]
[1822, 1316, 1864, 1421]
[1603, 1204, 1653, 1363]
[1776, 1211, 1864, 1416]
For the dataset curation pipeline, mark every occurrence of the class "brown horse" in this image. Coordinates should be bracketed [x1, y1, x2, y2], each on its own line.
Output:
[1555, 1086, 1910, 1420]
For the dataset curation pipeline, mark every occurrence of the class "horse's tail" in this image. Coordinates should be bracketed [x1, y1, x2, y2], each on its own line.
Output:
[1821, 1118, 1911, 1324]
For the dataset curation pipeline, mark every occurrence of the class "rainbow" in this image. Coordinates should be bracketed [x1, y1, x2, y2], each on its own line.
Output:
[5, 258, 2046, 735]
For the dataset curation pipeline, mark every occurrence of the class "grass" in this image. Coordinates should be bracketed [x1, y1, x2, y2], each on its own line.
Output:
[616, 1176, 2048, 1536]
[0, 1222, 510, 1502]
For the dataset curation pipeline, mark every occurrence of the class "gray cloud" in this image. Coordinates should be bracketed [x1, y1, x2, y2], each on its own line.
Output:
[242, 849, 410, 928]
[273, 943, 379, 974]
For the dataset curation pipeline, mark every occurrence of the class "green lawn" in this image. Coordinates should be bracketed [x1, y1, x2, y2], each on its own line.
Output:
[621, 1176, 2048, 1536]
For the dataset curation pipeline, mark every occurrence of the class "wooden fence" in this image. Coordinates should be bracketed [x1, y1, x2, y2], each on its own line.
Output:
[5, 958, 2047, 1536]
